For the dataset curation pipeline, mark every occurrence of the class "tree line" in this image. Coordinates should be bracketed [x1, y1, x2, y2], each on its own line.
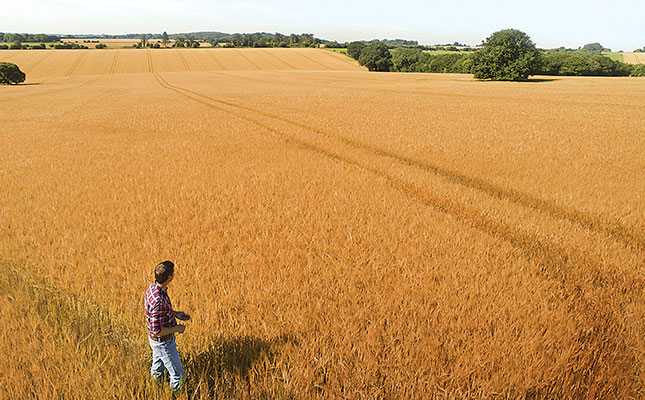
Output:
[347, 31, 645, 79]
[0, 33, 61, 43]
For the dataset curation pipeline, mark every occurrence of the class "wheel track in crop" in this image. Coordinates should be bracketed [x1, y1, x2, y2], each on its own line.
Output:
[260, 49, 297, 70]
[206, 50, 226, 70]
[152, 72, 644, 251]
[152, 72, 643, 293]
[25, 51, 53, 74]
[294, 50, 333, 70]
[109, 49, 120, 74]
[233, 49, 262, 70]
[146, 50, 154, 73]
[65, 51, 87, 77]
[176, 50, 190, 71]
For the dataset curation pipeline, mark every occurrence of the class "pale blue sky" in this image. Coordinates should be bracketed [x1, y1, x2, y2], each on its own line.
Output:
[2, 0, 643, 51]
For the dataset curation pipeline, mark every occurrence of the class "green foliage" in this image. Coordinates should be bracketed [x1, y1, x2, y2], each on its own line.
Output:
[53, 42, 87, 49]
[1, 33, 60, 43]
[347, 41, 366, 60]
[225, 32, 319, 48]
[95, 43, 107, 49]
[472, 29, 542, 81]
[9, 41, 22, 50]
[358, 42, 393, 72]
[540, 51, 632, 76]
[391, 47, 422, 72]
[630, 64, 645, 76]
[581, 42, 608, 53]
[161, 31, 169, 47]
[0, 62, 26, 85]
[403, 53, 473, 73]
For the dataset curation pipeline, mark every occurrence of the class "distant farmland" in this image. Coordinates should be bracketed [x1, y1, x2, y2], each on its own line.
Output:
[623, 52, 645, 64]
[0, 48, 643, 399]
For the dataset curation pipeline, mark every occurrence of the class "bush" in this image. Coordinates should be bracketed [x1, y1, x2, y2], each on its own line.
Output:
[541, 52, 632, 76]
[358, 42, 392, 72]
[631, 64, 645, 76]
[0, 62, 26, 84]
[9, 41, 22, 50]
[0, 44, 7, 49]
[95, 43, 107, 49]
[472, 29, 542, 81]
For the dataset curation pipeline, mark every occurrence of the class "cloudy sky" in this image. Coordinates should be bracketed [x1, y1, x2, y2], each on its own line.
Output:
[2, 0, 643, 50]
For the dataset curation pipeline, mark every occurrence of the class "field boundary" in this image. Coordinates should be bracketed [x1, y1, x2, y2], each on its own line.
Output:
[154, 72, 644, 251]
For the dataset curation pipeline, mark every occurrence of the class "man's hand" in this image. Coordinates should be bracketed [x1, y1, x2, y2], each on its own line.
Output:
[174, 324, 186, 334]
[174, 311, 191, 321]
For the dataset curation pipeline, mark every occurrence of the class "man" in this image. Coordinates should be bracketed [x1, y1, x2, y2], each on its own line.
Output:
[144, 260, 191, 392]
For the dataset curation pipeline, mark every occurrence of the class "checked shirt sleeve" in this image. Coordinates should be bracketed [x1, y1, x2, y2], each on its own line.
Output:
[147, 300, 166, 336]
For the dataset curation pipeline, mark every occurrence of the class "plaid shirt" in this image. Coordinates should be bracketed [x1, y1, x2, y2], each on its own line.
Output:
[144, 282, 176, 337]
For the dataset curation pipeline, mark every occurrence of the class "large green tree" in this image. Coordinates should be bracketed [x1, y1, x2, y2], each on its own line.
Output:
[391, 47, 422, 71]
[358, 42, 392, 72]
[0, 62, 26, 85]
[472, 29, 542, 81]
[347, 41, 366, 60]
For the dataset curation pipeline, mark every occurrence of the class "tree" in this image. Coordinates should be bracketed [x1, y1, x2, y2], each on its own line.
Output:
[0, 62, 26, 85]
[472, 29, 542, 81]
[162, 31, 169, 47]
[358, 42, 393, 71]
[140, 35, 147, 48]
[347, 41, 365, 60]
[391, 47, 422, 71]
[173, 36, 185, 48]
[581, 42, 607, 53]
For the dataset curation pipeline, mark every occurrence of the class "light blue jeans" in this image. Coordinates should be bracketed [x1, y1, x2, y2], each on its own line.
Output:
[149, 334, 185, 392]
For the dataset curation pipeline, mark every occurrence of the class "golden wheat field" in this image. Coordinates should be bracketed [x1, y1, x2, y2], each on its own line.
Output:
[623, 52, 645, 64]
[0, 48, 644, 399]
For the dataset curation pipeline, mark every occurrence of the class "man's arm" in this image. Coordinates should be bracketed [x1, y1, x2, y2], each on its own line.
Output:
[173, 310, 191, 321]
[158, 324, 186, 336]
[148, 302, 187, 336]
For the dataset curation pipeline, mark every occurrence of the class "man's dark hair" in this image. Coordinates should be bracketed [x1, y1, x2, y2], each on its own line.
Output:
[155, 261, 175, 284]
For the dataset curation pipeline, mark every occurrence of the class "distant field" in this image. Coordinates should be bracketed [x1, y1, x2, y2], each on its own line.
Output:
[623, 52, 645, 64]
[325, 47, 347, 54]
[0, 49, 643, 399]
[605, 52, 623, 62]
[0, 48, 362, 79]
[61, 38, 214, 48]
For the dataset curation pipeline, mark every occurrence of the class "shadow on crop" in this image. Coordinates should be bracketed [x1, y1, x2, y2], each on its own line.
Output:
[183, 333, 298, 398]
